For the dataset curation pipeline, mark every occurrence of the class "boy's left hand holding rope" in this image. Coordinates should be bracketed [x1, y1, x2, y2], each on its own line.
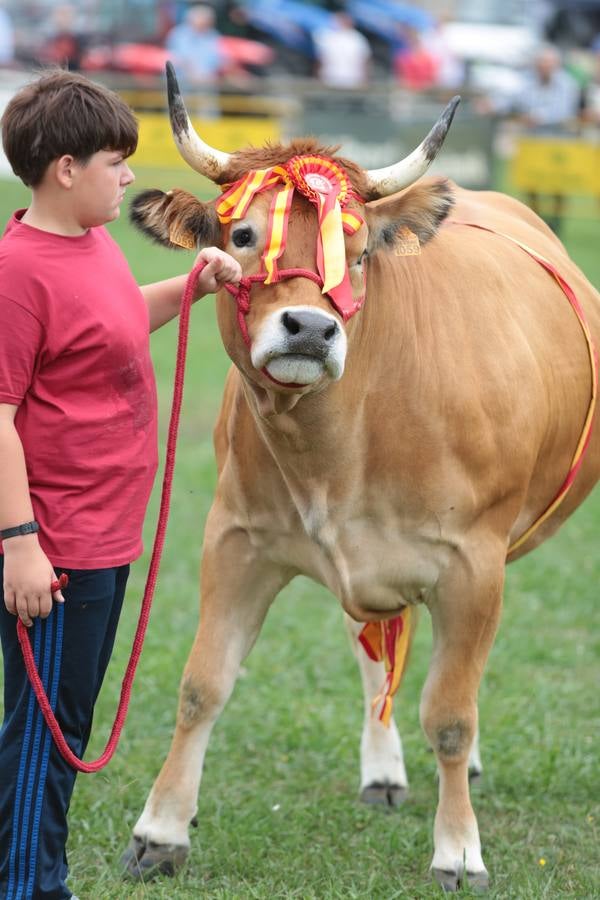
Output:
[2, 533, 66, 627]
[192, 247, 242, 296]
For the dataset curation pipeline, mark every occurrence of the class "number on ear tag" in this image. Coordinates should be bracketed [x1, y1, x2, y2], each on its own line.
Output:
[169, 222, 197, 250]
[394, 226, 421, 256]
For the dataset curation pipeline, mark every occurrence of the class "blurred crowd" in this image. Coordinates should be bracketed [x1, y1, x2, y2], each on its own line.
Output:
[0, 0, 599, 130]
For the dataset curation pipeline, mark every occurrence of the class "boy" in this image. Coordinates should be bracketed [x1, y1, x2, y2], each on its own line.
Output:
[0, 69, 240, 899]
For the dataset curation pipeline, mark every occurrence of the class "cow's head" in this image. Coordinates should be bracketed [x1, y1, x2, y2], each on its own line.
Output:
[131, 64, 457, 404]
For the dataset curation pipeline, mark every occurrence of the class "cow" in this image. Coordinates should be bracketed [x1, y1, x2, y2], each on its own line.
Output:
[121, 63, 600, 892]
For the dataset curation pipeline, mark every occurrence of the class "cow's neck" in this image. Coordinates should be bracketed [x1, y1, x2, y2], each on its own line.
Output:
[250, 378, 371, 495]
[242, 255, 431, 485]
[245, 377, 360, 461]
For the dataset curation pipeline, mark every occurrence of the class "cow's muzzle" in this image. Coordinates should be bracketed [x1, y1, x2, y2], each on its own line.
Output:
[251, 306, 347, 385]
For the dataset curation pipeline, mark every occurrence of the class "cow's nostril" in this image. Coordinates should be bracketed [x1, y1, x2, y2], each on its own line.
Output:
[324, 323, 337, 341]
[282, 311, 300, 335]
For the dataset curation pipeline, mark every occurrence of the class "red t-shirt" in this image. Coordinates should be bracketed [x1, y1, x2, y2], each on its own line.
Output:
[0, 211, 158, 567]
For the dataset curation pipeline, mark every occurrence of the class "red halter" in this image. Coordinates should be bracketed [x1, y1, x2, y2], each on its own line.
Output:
[223, 266, 366, 350]
[216, 154, 367, 363]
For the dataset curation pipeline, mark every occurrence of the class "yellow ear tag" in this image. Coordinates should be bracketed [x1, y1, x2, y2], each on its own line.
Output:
[169, 221, 197, 250]
[394, 226, 421, 257]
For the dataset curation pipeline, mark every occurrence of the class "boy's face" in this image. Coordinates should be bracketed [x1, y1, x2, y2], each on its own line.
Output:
[69, 149, 135, 228]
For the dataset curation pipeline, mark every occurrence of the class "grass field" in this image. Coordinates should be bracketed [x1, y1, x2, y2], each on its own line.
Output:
[1, 170, 599, 900]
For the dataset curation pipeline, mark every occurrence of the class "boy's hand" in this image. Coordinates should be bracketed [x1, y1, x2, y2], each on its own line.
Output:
[193, 248, 242, 297]
[2, 535, 65, 627]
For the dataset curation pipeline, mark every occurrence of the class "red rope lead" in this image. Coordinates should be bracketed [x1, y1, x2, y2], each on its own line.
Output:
[17, 258, 363, 769]
[16, 260, 207, 773]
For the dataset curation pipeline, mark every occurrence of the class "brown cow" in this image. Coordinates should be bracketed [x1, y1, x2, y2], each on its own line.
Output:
[122, 64, 600, 891]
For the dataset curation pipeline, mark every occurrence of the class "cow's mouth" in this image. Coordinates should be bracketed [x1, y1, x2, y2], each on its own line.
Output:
[264, 354, 324, 386]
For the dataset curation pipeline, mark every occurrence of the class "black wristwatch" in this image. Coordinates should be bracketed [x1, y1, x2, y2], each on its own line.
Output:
[0, 520, 40, 540]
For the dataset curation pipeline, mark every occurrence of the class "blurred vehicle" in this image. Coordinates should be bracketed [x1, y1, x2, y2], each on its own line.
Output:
[437, 0, 542, 103]
[82, 43, 168, 75]
[234, 0, 334, 75]
[347, 0, 434, 75]
[234, 0, 435, 77]
[347, 0, 433, 39]
[81, 36, 274, 78]
[440, 0, 540, 69]
[544, 0, 600, 49]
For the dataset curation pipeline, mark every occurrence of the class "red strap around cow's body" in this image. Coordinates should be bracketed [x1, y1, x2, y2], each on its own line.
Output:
[452, 221, 598, 555]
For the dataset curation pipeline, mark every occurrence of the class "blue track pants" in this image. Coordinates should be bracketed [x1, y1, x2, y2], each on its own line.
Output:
[0, 562, 129, 900]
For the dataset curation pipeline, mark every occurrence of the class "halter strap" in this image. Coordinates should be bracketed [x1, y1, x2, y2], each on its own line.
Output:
[223, 266, 366, 351]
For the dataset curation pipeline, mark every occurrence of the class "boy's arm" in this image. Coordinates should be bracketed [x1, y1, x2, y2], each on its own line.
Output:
[0, 404, 64, 626]
[141, 247, 241, 333]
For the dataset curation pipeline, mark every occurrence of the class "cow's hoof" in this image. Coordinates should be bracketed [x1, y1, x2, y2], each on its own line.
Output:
[120, 835, 189, 880]
[432, 867, 489, 893]
[466, 870, 490, 893]
[360, 781, 408, 807]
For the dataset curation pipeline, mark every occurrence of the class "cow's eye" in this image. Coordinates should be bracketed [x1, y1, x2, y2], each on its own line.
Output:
[232, 227, 254, 248]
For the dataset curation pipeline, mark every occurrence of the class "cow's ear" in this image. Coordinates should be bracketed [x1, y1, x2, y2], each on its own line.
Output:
[129, 188, 221, 250]
[364, 178, 454, 255]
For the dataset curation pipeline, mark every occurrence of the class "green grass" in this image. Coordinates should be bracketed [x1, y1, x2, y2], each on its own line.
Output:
[1, 173, 599, 899]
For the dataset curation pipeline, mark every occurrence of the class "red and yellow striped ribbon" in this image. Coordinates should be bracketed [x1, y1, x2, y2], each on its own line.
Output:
[342, 210, 364, 234]
[217, 166, 287, 223]
[358, 608, 412, 727]
[215, 155, 364, 312]
[263, 182, 295, 284]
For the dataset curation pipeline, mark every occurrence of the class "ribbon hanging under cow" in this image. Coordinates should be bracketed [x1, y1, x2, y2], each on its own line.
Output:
[358, 608, 412, 727]
[216, 154, 365, 320]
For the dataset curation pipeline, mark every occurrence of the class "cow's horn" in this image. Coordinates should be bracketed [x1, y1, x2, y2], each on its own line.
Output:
[166, 62, 231, 180]
[365, 96, 460, 198]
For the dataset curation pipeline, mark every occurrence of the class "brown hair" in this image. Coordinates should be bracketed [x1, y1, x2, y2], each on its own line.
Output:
[1, 69, 139, 187]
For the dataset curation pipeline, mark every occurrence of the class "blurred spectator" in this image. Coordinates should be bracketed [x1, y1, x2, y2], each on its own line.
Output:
[513, 44, 581, 131]
[513, 45, 582, 235]
[0, 1, 14, 66]
[582, 36, 600, 126]
[422, 18, 465, 91]
[394, 26, 438, 91]
[165, 4, 223, 88]
[39, 4, 88, 71]
[312, 12, 371, 89]
[474, 43, 581, 122]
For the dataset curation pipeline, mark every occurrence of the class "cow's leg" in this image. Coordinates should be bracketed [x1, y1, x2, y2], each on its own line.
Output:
[344, 614, 409, 807]
[122, 522, 290, 879]
[420, 552, 504, 892]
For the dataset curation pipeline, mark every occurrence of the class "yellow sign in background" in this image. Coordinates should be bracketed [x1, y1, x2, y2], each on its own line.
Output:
[511, 136, 600, 197]
[132, 113, 281, 170]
